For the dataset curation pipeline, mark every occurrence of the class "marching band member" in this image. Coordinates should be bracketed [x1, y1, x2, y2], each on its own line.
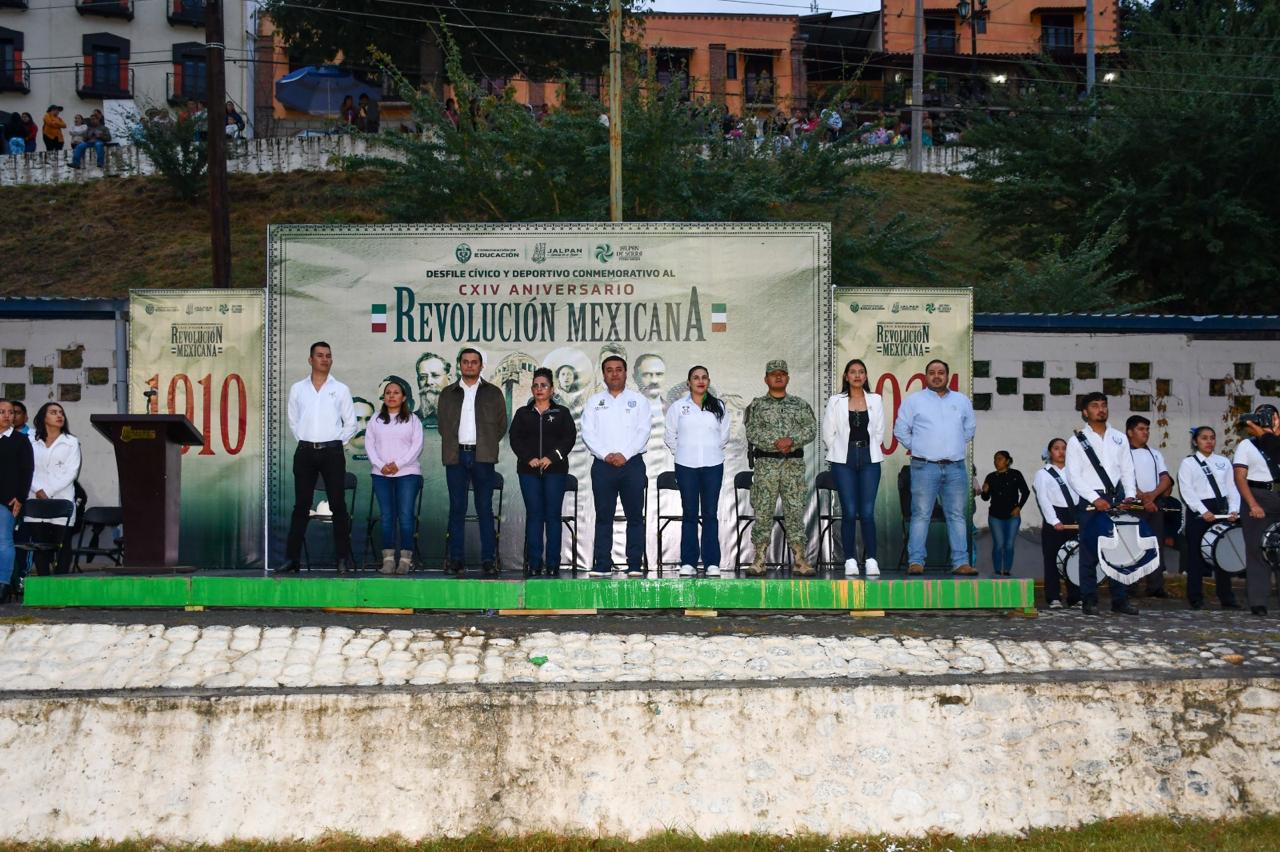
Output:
[1033, 438, 1079, 609]
[1127, 415, 1175, 597]
[1177, 426, 1240, 610]
[1234, 404, 1280, 616]
[1064, 392, 1138, 616]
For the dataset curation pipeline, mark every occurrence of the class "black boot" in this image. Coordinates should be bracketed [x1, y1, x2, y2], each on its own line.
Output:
[0, 583, 13, 605]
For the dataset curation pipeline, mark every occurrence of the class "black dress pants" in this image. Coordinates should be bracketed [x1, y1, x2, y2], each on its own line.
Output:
[1041, 523, 1080, 605]
[285, 443, 351, 561]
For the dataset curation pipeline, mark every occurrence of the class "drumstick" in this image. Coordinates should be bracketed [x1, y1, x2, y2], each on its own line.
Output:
[1060, 524, 1079, 531]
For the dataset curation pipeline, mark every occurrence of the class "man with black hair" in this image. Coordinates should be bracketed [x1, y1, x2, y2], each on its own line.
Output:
[0, 400, 34, 603]
[1065, 392, 1138, 616]
[1126, 414, 1174, 597]
[1234, 404, 1280, 616]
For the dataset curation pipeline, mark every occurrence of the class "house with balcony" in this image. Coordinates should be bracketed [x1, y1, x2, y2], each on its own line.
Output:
[0, 0, 251, 136]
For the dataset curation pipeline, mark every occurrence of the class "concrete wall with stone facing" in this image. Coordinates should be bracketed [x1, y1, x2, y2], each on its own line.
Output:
[1, 677, 1277, 842]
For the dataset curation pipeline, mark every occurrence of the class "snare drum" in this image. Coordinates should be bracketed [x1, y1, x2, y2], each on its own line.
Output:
[1056, 540, 1102, 586]
[1200, 521, 1247, 574]
[1263, 521, 1280, 570]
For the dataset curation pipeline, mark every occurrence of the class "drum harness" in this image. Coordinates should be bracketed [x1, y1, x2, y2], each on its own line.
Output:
[1246, 438, 1280, 492]
[1074, 431, 1123, 506]
[1192, 454, 1228, 516]
[1045, 466, 1077, 525]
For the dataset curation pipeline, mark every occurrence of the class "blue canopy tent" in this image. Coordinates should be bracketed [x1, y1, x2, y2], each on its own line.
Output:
[274, 65, 380, 116]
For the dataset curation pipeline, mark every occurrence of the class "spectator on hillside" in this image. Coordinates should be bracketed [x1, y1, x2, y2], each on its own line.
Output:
[444, 98, 460, 127]
[823, 106, 843, 143]
[5, 113, 25, 155]
[41, 106, 65, 152]
[340, 95, 357, 128]
[225, 101, 246, 137]
[21, 113, 37, 153]
[68, 114, 88, 148]
[70, 114, 110, 169]
[356, 94, 379, 133]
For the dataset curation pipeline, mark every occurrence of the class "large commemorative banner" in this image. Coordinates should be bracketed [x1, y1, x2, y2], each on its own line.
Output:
[833, 288, 974, 566]
[128, 290, 265, 569]
[268, 223, 831, 569]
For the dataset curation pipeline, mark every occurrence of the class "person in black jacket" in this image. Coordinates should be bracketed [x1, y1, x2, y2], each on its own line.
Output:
[981, 450, 1030, 576]
[0, 399, 35, 603]
[509, 368, 577, 577]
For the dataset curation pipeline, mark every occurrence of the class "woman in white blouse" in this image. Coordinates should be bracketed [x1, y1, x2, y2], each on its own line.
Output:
[822, 358, 886, 577]
[27, 402, 82, 575]
[664, 365, 732, 577]
[1177, 426, 1240, 610]
[1033, 437, 1080, 609]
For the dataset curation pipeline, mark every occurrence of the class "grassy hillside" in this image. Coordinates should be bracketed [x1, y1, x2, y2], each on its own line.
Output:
[0, 168, 986, 298]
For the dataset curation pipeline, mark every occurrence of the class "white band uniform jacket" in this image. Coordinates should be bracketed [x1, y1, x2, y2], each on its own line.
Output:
[287, 375, 358, 444]
[664, 394, 731, 468]
[581, 388, 653, 462]
[1065, 425, 1137, 502]
[1178, 452, 1241, 516]
[28, 432, 82, 526]
[1034, 464, 1079, 527]
[821, 392, 886, 464]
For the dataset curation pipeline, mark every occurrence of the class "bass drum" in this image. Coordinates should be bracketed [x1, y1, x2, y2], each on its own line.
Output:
[1200, 521, 1247, 574]
[1057, 540, 1102, 586]
[1262, 521, 1280, 570]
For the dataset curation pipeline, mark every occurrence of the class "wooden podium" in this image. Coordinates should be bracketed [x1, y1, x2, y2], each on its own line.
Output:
[91, 414, 204, 574]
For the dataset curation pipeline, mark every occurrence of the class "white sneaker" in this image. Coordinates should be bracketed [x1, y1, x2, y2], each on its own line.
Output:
[679, 564, 696, 577]
[864, 558, 880, 577]
[705, 565, 721, 577]
[1049, 600, 1063, 609]
[587, 568, 611, 578]
[843, 558, 860, 577]
[626, 567, 645, 578]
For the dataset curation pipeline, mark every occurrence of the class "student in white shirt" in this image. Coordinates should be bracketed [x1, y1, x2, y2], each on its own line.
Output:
[280, 341, 358, 574]
[26, 402, 81, 576]
[1033, 437, 1080, 608]
[822, 358, 885, 577]
[1064, 392, 1139, 616]
[1126, 414, 1175, 597]
[1177, 426, 1240, 610]
[582, 355, 652, 577]
[665, 365, 732, 577]
[1233, 404, 1280, 616]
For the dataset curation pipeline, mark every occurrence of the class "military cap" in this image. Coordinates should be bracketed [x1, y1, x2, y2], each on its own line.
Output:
[765, 359, 789, 374]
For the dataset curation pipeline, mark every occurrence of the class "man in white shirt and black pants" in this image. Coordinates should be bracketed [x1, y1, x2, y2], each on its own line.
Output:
[582, 355, 652, 578]
[1234, 404, 1280, 616]
[280, 342, 358, 574]
[1127, 415, 1174, 597]
[1065, 392, 1139, 616]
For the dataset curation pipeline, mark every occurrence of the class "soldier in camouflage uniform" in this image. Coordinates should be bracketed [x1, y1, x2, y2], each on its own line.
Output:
[744, 359, 817, 576]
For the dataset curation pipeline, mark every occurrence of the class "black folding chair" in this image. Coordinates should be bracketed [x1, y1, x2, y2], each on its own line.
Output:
[16, 499, 76, 577]
[302, 471, 358, 570]
[361, 480, 424, 570]
[444, 471, 505, 569]
[561, 474, 580, 573]
[816, 470, 843, 571]
[73, 506, 124, 572]
[654, 470, 690, 577]
[732, 469, 792, 575]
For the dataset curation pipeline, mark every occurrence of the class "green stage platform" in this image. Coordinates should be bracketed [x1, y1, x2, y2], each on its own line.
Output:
[23, 575, 1036, 613]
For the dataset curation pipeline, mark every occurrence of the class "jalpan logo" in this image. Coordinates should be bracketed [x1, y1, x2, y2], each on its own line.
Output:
[595, 243, 614, 263]
[455, 243, 472, 264]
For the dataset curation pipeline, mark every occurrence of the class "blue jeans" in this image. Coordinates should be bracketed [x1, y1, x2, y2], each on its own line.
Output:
[989, 515, 1020, 574]
[445, 451, 496, 562]
[907, 459, 970, 568]
[0, 512, 14, 585]
[1077, 500, 1128, 608]
[830, 448, 880, 561]
[676, 463, 723, 568]
[591, 455, 646, 571]
[72, 140, 104, 167]
[520, 472, 567, 569]
[371, 473, 421, 552]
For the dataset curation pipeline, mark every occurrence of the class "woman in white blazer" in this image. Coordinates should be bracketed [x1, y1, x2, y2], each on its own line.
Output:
[822, 358, 886, 577]
[27, 402, 82, 575]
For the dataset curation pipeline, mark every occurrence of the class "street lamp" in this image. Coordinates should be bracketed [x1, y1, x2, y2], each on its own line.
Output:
[956, 0, 987, 93]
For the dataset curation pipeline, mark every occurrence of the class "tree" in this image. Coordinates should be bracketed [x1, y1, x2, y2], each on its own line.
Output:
[131, 108, 209, 201]
[263, 0, 641, 91]
[963, 2, 1280, 313]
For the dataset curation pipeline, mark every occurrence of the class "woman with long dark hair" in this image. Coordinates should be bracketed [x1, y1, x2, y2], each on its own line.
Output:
[821, 358, 885, 577]
[981, 450, 1030, 575]
[510, 367, 576, 576]
[1177, 426, 1240, 610]
[27, 402, 81, 575]
[365, 376, 422, 574]
[665, 365, 731, 576]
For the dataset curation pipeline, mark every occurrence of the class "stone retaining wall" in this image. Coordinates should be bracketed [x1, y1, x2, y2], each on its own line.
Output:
[2, 676, 1277, 842]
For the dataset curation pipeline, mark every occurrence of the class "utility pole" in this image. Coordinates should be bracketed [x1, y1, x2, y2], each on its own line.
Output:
[608, 0, 623, 221]
[1085, 0, 1096, 95]
[206, 0, 232, 287]
[909, 0, 923, 172]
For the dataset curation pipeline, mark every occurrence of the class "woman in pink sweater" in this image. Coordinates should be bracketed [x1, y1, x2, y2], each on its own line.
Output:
[364, 376, 423, 574]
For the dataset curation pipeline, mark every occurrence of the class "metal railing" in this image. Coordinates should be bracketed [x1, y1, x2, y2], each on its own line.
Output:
[0, 60, 30, 94]
[166, 71, 207, 106]
[167, 0, 205, 27]
[75, 63, 134, 99]
[74, 0, 134, 19]
[1039, 28, 1083, 55]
